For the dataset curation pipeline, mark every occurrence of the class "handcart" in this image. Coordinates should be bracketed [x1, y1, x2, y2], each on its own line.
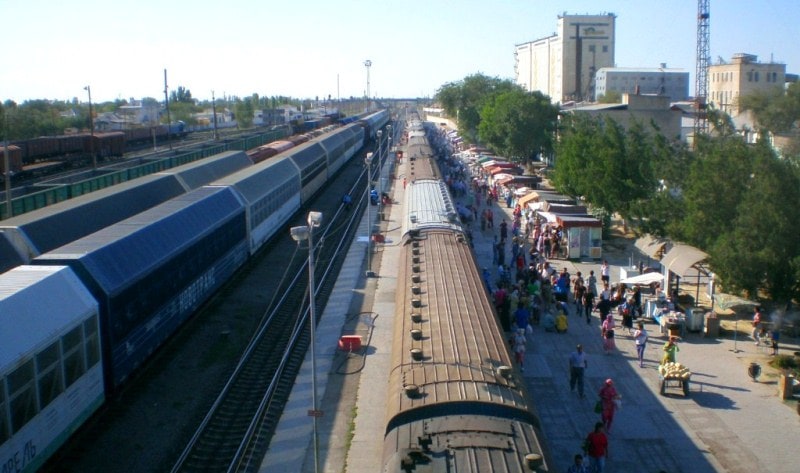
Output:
[658, 362, 691, 396]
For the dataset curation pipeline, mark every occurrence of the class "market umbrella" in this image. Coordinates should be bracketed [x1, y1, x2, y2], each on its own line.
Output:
[619, 272, 664, 286]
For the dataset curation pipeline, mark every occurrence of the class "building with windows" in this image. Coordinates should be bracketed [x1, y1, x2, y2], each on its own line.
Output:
[594, 66, 690, 101]
[515, 13, 616, 104]
[708, 53, 786, 116]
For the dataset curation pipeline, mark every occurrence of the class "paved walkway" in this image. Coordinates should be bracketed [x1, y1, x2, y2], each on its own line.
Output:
[466, 187, 800, 473]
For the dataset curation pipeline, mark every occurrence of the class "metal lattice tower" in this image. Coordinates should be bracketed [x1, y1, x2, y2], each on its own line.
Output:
[694, 0, 710, 137]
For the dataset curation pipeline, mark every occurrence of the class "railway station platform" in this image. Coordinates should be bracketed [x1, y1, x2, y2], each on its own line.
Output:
[260, 145, 404, 473]
[261, 142, 800, 473]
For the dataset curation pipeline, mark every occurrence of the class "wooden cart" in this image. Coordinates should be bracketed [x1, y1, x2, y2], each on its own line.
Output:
[659, 373, 690, 396]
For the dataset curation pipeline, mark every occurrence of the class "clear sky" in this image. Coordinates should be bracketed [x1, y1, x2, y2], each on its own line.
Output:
[2, 0, 798, 104]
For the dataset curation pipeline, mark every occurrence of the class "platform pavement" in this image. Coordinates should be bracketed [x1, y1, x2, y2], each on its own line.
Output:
[260, 151, 799, 473]
[464, 191, 799, 473]
[259, 152, 404, 473]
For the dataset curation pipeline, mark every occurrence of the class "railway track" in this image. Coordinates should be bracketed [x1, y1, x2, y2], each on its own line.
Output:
[42, 145, 375, 473]
[171, 198, 364, 472]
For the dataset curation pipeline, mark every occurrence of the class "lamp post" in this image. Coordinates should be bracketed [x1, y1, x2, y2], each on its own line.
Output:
[290, 210, 323, 473]
[365, 152, 374, 278]
[384, 124, 392, 201]
[363, 59, 372, 112]
[376, 130, 382, 223]
[84, 85, 96, 169]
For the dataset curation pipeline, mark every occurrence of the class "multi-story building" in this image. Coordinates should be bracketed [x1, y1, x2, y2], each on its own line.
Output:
[515, 13, 616, 104]
[709, 53, 786, 116]
[594, 66, 690, 101]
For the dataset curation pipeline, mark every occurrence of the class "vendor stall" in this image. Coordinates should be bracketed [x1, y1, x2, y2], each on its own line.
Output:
[555, 214, 603, 259]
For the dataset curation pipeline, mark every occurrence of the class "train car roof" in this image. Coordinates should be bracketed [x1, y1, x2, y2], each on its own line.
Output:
[0, 233, 25, 274]
[155, 150, 253, 191]
[210, 156, 300, 205]
[0, 265, 98, 370]
[285, 141, 328, 169]
[402, 179, 462, 237]
[34, 186, 244, 295]
[0, 174, 186, 259]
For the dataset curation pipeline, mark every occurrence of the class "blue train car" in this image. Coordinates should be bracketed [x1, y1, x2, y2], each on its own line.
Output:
[0, 266, 104, 473]
[32, 187, 249, 392]
[155, 150, 253, 191]
[0, 174, 187, 270]
[320, 124, 364, 176]
[284, 141, 329, 203]
[0, 233, 24, 275]
[357, 109, 390, 140]
[211, 156, 302, 254]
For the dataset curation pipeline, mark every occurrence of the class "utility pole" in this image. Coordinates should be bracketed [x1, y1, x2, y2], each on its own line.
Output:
[164, 69, 172, 150]
[212, 90, 219, 141]
[84, 85, 96, 169]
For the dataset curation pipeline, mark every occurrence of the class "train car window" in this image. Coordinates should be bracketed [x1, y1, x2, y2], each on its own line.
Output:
[8, 359, 36, 433]
[85, 317, 101, 368]
[62, 325, 86, 388]
[37, 341, 64, 409]
[0, 381, 8, 443]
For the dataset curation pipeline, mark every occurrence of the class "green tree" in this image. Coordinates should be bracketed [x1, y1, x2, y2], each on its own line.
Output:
[170, 86, 194, 104]
[597, 90, 622, 104]
[675, 131, 753, 249]
[553, 114, 658, 223]
[477, 89, 558, 163]
[435, 73, 517, 143]
[234, 98, 254, 129]
[709, 140, 800, 302]
[738, 81, 800, 133]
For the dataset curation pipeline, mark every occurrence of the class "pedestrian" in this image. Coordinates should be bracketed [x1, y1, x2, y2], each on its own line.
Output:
[584, 422, 609, 473]
[582, 288, 594, 324]
[634, 321, 648, 368]
[600, 260, 610, 285]
[752, 306, 763, 345]
[601, 314, 616, 354]
[661, 336, 680, 364]
[569, 344, 588, 398]
[771, 327, 780, 356]
[587, 270, 598, 299]
[566, 453, 589, 473]
[511, 328, 527, 371]
[598, 378, 620, 433]
[514, 302, 531, 337]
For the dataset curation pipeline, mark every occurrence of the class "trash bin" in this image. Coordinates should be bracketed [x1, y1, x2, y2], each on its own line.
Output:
[705, 313, 720, 337]
[686, 308, 705, 332]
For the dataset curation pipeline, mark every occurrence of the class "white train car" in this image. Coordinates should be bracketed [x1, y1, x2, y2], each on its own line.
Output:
[0, 265, 103, 473]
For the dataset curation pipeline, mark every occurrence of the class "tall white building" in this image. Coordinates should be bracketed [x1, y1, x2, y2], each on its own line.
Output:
[594, 66, 690, 101]
[515, 13, 616, 103]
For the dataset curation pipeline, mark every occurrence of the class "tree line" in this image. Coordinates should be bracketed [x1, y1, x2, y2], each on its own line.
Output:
[435, 73, 800, 306]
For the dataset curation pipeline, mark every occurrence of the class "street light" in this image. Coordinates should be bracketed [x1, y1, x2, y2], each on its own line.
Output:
[376, 130, 382, 223]
[363, 60, 372, 112]
[365, 152, 375, 278]
[84, 85, 96, 169]
[290, 210, 323, 473]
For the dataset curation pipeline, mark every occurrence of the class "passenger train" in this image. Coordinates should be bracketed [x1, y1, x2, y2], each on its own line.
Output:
[0, 109, 389, 473]
[382, 116, 550, 472]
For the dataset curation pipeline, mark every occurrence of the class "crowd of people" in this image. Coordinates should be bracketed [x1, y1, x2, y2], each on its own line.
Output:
[436, 148, 697, 472]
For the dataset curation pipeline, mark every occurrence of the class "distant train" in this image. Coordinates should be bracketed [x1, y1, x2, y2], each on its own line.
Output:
[0, 109, 390, 473]
[381, 115, 550, 472]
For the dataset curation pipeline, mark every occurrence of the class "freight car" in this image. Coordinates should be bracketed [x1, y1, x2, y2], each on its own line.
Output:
[381, 116, 550, 472]
[0, 145, 23, 175]
[0, 113, 382, 471]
